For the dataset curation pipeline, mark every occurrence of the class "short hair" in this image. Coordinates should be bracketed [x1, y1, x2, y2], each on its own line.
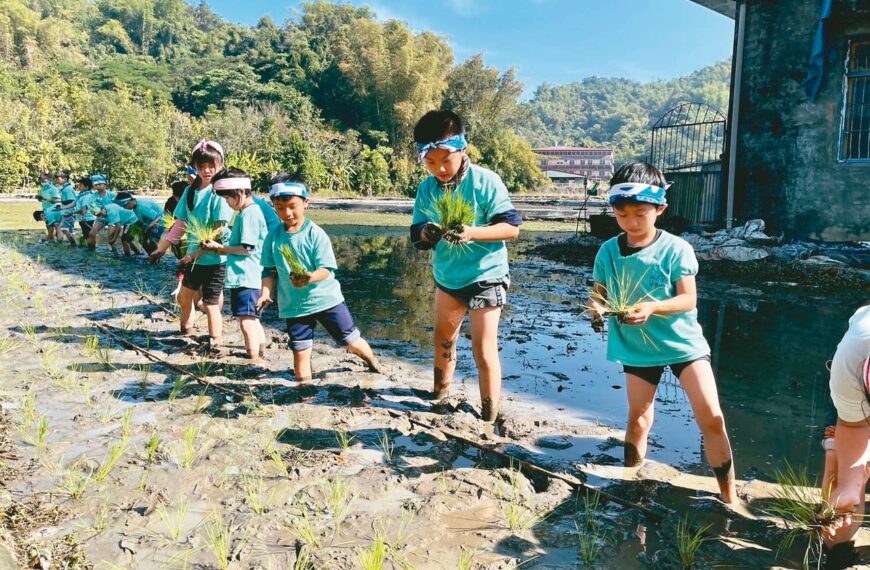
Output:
[76, 177, 92, 189]
[269, 171, 304, 186]
[170, 180, 188, 197]
[212, 167, 252, 198]
[609, 162, 667, 188]
[413, 110, 465, 144]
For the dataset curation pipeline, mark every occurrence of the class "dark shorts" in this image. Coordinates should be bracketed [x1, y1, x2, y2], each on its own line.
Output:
[230, 287, 260, 318]
[182, 263, 226, 305]
[120, 224, 138, 242]
[286, 301, 361, 352]
[436, 276, 510, 310]
[79, 220, 93, 238]
[60, 215, 76, 234]
[624, 355, 712, 386]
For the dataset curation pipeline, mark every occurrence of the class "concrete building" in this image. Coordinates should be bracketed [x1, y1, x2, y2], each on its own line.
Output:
[692, 0, 870, 241]
[532, 147, 614, 184]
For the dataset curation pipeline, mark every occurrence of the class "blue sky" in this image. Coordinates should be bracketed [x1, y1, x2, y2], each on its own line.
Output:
[203, 0, 734, 96]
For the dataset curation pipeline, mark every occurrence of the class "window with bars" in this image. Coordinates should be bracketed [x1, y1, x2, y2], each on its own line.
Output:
[840, 38, 870, 161]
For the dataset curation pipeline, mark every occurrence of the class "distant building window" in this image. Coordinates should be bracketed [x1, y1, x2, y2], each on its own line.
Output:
[840, 38, 870, 161]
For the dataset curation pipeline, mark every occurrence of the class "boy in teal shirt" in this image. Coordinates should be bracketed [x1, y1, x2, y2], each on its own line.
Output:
[75, 176, 97, 244]
[256, 174, 381, 382]
[86, 174, 117, 250]
[95, 203, 140, 255]
[36, 173, 60, 241]
[410, 110, 521, 423]
[590, 161, 737, 504]
[114, 192, 165, 254]
[200, 168, 268, 360]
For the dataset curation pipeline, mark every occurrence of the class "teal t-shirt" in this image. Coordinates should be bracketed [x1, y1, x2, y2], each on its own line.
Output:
[59, 182, 76, 203]
[592, 230, 710, 367]
[226, 203, 268, 289]
[95, 190, 117, 208]
[261, 218, 344, 319]
[173, 185, 234, 266]
[76, 190, 98, 221]
[103, 203, 138, 226]
[133, 198, 163, 226]
[253, 196, 282, 231]
[40, 184, 58, 211]
[411, 164, 515, 289]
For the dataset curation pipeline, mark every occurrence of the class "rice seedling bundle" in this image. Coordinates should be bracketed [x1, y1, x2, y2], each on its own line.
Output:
[278, 244, 310, 277]
[184, 218, 224, 247]
[432, 190, 475, 244]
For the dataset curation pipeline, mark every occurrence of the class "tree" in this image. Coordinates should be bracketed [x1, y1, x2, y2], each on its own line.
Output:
[356, 145, 392, 196]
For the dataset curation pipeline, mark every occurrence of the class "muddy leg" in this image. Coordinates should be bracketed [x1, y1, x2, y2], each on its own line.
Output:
[239, 316, 264, 359]
[177, 285, 197, 333]
[293, 348, 313, 383]
[204, 291, 223, 343]
[679, 360, 737, 503]
[346, 337, 381, 372]
[625, 373, 657, 467]
[470, 305, 502, 422]
[432, 288, 466, 400]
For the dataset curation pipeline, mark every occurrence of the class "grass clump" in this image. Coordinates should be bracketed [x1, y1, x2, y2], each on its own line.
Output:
[576, 491, 607, 567]
[179, 425, 200, 469]
[157, 497, 190, 542]
[94, 440, 127, 483]
[278, 244, 310, 277]
[376, 431, 395, 464]
[675, 515, 712, 569]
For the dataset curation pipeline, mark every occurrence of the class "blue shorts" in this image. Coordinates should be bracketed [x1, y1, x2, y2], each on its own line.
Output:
[60, 215, 76, 234]
[286, 302, 361, 352]
[230, 287, 260, 318]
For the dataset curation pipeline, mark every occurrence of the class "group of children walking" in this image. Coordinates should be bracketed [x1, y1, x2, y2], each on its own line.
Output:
[34, 110, 743, 508]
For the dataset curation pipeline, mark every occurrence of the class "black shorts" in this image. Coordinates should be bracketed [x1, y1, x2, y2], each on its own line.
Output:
[79, 220, 94, 238]
[436, 277, 510, 310]
[624, 355, 711, 386]
[182, 263, 226, 305]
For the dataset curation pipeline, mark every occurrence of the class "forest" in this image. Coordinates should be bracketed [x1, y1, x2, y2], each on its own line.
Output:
[0, 0, 730, 194]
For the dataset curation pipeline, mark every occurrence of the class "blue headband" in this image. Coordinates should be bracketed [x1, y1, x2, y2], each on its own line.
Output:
[114, 197, 132, 207]
[416, 133, 468, 163]
[91, 174, 107, 185]
[608, 182, 670, 206]
[269, 182, 309, 200]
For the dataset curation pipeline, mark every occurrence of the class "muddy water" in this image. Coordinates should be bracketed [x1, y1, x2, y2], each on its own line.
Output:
[330, 231, 857, 481]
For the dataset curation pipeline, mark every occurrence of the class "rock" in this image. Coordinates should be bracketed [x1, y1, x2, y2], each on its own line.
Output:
[715, 245, 770, 262]
[536, 435, 573, 450]
[801, 255, 846, 266]
[744, 230, 781, 246]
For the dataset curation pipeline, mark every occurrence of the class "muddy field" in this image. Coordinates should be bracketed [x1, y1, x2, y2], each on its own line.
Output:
[1, 228, 868, 569]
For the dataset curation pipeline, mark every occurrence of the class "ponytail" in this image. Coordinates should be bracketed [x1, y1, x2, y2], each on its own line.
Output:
[186, 175, 202, 210]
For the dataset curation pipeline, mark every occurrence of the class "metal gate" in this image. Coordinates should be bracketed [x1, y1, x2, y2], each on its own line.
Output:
[649, 103, 726, 229]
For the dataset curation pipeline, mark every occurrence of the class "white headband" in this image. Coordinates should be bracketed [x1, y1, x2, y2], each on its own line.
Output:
[213, 177, 251, 191]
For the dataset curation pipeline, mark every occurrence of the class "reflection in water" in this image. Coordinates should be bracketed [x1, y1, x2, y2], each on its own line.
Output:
[310, 233, 857, 480]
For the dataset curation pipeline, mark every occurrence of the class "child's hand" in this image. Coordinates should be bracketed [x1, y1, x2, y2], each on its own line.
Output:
[200, 239, 221, 252]
[421, 223, 443, 244]
[254, 295, 272, 313]
[180, 254, 194, 266]
[291, 274, 311, 288]
[625, 302, 656, 325]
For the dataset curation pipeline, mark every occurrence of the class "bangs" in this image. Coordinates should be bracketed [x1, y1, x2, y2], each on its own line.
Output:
[191, 147, 224, 168]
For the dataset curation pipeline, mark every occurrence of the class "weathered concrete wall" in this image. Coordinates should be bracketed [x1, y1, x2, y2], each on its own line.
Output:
[734, 0, 870, 241]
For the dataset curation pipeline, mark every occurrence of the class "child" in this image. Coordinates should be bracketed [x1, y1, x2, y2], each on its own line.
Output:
[114, 192, 164, 254]
[256, 174, 381, 382]
[75, 176, 97, 244]
[200, 168, 268, 360]
[589, 161, 737, 504]
[86, 174, 117, 250]
[57, 198, 78, 246]
[149, 140, 233, 348]
[95, 203, 140, 255]
[410, 110, 521, 423]
[36, 173, 60, 241]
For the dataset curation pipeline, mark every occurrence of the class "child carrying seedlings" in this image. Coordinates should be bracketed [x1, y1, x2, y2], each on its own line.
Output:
[86, 174, 117, 250]
[75, 176, 97, 244]
[199, 168, 268, 360]
[114, 192, 165, 254]
[256, 174, 381, 382]
[149, 140, 233, 348]
[36, 173, 60, 242]
[57, 198, 79, 246]
[95, 203, 140, 255]
[410, 110, 521, 423]
[589, 161, 737, 504]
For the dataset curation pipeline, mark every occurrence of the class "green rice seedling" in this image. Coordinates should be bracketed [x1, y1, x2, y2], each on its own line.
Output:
[319, 478, 355, 535]
[458, 547, 477, 570]
[94, 440, 127, 482]
[576, 519, 606, 567]
[430, 190, 475, 245]
[766, 462, 837, 568]
[87, 498, 111, 534]
[286, 502, 321, 550]
[89, 283, 102, 303]
[204, 510, 232, 570]
[95, 346, 113, 370]
[180, 425, 199, 469]
[120, 408, 133, 440]
[0, 336, 21, 355]
[675, 515, 712, 569]
[167, 376, 189, 402]
[20, 414, 49, 448]
[185, 218, 225, 248]
[583, 267, 659, 347]
[356, 530, 389, 570]
[58, 463, 93, 500]
[277, 244, 310, 277]
[21, 323, 36, 341]
[83, 335, 100, 357]
[334, 429, 355, 454]
[192, 387, 209, 414]
[120, 310, 137, 331]
[161, 212, 176, 232]
[193, 356, 216, 378]
[243, 474, 276, 515]
[98, 402, 123, 425]
[39, 353, 64, 381]
[377, 431, 395, 464]
[157, 497, 190, 542]
[293, 547, 314, 570]
[499, 468, 546, 532]
[144, 431, 160, 464]
[18, 393, 37, 429]
[267, 447, 290, 478]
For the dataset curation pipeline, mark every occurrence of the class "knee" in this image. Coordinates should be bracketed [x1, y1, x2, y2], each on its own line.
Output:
[627, 411, 653, 433]
[698, 413, 727, 437]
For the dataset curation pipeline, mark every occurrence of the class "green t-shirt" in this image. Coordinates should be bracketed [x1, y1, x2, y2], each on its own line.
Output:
[173, 185, 234, 266]
[261, 218, 344, 319]
[76, 190, 98, 221]
[411, 164, 515, 289]
[591, 230, 710, 367]
[253, 196, 282, 232]
[225, 203, 268, 289]
[103, 203, 138, 226]
[133, 198, 163, 226]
